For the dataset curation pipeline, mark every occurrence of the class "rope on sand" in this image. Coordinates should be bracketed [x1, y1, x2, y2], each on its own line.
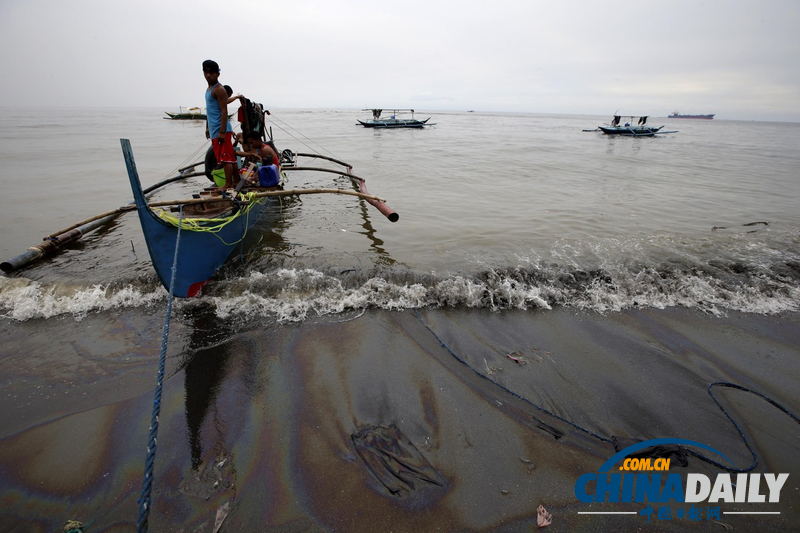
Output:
[136, 207, 184, 533]
[412, 308, 611, 443]
[688, 382, 800, 472]
[413, 309, 800, 473]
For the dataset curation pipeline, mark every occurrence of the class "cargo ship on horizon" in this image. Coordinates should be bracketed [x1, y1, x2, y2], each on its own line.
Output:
[668, 111, 715, 119]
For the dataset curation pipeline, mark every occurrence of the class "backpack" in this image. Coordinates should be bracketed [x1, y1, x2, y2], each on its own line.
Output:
[238, 98, 266, 139]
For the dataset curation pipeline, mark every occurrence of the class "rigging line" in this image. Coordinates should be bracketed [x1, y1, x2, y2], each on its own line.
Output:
[265, 113, 342, 161]
[136, 206, 184, 533]
[156, 121, 249, 183]
[152, 142, 208, 184]
[412, 308, 800, 473]
[264, 116, 324, 156]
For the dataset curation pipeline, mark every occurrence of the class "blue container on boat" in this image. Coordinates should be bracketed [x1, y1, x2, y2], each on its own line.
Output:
[258, 164, 280, 187]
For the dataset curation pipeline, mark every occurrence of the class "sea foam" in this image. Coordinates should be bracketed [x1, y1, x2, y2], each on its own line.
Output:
[2, 258, 798, 323]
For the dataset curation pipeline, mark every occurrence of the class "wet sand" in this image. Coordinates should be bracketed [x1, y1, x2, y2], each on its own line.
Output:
[1, 306, 799, 532]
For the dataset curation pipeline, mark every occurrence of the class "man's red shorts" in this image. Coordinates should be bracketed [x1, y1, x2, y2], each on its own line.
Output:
[212, 131, 236, 164]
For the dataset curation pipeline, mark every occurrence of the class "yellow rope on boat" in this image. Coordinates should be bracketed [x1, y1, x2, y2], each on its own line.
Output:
[154, 192, 266, 246]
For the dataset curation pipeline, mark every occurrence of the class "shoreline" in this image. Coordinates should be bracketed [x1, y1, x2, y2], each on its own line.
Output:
[0, 306, 798, 531]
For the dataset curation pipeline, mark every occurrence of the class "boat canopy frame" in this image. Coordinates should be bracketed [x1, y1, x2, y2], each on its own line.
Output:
[610, 114, 650, 126]
[362, 108, 420, 120]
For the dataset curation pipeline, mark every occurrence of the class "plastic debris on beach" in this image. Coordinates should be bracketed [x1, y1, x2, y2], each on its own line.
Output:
[352, 424, 446, 497]
[63, 520, 85, 533]
[505, 351, 527, 365]
[484, 358, 502, 375]
[213, 501, 230, 533]
[537, 505, 553, 528]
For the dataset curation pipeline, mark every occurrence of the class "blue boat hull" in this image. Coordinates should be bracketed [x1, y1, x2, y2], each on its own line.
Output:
[121, 139, 272, 297]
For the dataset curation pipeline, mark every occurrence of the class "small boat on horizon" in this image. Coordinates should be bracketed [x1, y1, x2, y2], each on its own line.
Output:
[668, 111, 715, 119]
[357, 108, 434, 128]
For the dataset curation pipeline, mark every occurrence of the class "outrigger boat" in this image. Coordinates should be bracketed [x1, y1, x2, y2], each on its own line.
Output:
[594, 115, 677, 136]
[0, 100, 398, 284]
[164, 107, 234, 121]
[124, 99, 398, 297]
[357, 108, 433, 128]
[164, 107, 206, 120]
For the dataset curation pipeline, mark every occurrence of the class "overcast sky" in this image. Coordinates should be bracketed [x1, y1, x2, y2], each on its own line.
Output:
[1, 0, 798, 121]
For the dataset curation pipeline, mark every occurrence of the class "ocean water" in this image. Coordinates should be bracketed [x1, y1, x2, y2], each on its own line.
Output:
[1, 108, 800, 532]
[1, 108, 799, 322]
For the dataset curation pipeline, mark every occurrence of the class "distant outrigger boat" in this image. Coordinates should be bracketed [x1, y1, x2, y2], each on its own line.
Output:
[164, 107, 235, 121]
[594, 115, 677, 137]
[668, 111, 715, 119]
[164, 107, 207, 120]
[357, 108, 434, 128]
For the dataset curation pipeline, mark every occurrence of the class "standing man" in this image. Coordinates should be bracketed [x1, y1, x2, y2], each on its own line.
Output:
[202, 59, 237, 189]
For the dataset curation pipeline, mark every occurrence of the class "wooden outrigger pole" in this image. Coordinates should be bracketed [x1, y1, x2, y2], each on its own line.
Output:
[0, 169, 205, 274]
[288, 152, 399, 222]
[138, 187, 388, 210]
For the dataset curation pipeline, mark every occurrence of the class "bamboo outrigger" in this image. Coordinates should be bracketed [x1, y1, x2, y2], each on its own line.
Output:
[0, 168, 205, 274]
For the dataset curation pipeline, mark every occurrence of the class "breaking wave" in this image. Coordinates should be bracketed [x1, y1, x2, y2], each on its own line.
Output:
[2, 250, 799, 323]
[207, 258, 800, 322]
[0, 277, 164, 321]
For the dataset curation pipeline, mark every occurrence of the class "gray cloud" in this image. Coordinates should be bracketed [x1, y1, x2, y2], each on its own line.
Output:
[1, 0, 797, 121]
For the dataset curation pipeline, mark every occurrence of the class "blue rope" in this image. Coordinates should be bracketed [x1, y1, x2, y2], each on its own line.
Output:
[687, 382, 800, 473]
[136, 206, 183, 533]
[412, 308, 800, 473]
